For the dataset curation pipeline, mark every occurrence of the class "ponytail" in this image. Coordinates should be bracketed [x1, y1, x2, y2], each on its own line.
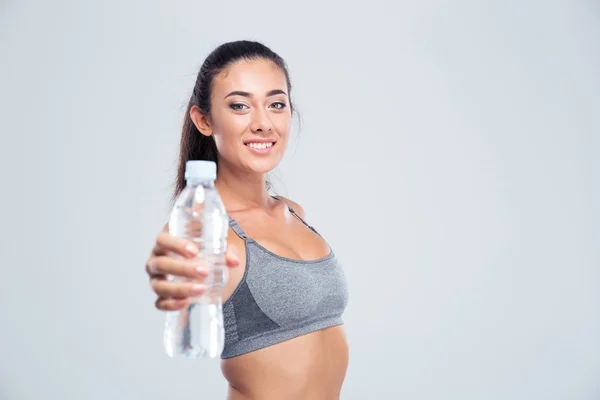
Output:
[172, 99, 218, 202]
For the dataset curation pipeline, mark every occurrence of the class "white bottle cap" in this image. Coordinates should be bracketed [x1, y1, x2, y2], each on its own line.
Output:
[185, 160, 216, 181]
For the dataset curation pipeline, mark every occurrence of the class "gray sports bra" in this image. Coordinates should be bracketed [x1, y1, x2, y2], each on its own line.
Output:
[221, 205, 349, 359]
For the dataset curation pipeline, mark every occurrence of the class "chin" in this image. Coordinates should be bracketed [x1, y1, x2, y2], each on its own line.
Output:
[245, 158, 281, 174]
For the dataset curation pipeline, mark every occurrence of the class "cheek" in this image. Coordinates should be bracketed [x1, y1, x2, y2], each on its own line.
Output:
[212, 113, 247, 147]
[274, 114, 292, 138]
[214, 110, 247, 134]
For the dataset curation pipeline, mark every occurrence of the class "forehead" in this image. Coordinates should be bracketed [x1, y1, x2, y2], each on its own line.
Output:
[212, 59, 288, 95]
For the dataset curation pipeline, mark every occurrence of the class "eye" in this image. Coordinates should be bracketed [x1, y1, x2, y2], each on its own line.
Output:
[271, 102, 287, 110]
[230, 103, 248, 111]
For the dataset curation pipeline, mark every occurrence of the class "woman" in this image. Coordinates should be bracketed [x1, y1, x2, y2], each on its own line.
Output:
[145, 40, 349, 400]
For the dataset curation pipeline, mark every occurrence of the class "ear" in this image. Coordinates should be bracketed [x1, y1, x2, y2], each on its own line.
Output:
[190, 105, 213, 137]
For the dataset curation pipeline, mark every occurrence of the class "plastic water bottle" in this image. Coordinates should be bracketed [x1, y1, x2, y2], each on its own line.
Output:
[163, 160, 229, 359]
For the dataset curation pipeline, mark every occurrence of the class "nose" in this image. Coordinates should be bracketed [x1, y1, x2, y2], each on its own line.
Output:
[250, 108, 273, 133]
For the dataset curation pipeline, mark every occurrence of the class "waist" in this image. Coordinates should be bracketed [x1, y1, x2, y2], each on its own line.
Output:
[221, 325, 348, 400]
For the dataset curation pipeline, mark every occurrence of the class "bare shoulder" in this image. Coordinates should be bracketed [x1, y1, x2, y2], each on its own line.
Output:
[274, 196, 305, 218]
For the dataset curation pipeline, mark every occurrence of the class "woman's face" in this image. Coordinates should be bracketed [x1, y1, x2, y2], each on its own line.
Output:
[203, 58, 292, 175]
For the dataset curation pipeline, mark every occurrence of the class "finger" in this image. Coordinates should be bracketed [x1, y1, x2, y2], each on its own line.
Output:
[226, 248, 240, 268]
[155, 231, 199, 258]
[150, 278, 206, 298]
[146, 256, 209, 279]
[155, 296, 189, 311]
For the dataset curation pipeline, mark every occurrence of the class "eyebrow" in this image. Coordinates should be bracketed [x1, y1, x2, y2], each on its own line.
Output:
[224, 89, 287, 99]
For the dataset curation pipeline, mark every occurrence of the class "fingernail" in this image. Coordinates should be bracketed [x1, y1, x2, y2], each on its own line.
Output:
[196, 266, 208, 275]
[186, 244, 198, 255]
[191, 284, 205, 294]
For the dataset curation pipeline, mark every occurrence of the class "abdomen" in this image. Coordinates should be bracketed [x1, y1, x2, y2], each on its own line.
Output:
[222, 325, 349, 400]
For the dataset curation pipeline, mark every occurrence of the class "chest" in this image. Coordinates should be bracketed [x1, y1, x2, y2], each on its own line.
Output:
[235, 214, 330, 262]
[246, 246, 349, 326]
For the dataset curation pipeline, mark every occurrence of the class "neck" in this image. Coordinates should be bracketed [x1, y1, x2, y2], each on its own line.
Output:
[215, 160, 273, 212]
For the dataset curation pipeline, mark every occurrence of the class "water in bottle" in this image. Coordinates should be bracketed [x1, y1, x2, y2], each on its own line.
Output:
[163, 160, 229, 359]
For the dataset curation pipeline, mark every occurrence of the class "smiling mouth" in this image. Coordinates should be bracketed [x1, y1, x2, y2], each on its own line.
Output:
[245, 141, 276, 150]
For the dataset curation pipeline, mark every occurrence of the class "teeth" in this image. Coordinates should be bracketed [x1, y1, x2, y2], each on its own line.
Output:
[247, 142, 273, 149]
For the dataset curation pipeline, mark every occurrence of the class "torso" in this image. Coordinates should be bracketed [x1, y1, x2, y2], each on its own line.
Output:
[220, 197, 349, 400]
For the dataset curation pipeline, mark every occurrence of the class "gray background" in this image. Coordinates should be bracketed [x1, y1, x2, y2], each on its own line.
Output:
[1, 0, 598, 399]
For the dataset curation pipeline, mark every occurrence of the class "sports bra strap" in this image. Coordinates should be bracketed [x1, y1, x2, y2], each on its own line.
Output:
[228, 217, 248, 239]
[287, 206, 320, 236]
